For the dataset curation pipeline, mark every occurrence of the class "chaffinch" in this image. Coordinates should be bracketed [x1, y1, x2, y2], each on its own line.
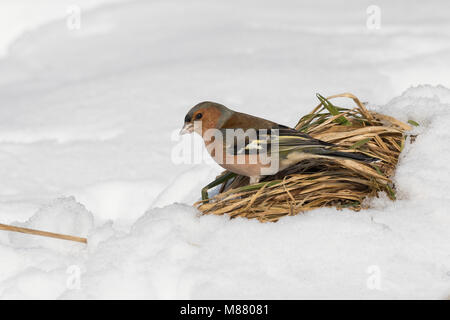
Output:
[180, 101, 378, 184]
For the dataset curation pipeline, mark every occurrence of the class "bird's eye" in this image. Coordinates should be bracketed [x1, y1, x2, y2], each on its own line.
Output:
[195, 113, 203, 120]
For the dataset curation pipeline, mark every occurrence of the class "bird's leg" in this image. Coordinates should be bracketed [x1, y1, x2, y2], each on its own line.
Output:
[249, 176, 260, 185]
[201, 171, 236, 202]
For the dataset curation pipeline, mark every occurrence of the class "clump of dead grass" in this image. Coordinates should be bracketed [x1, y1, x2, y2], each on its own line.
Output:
[194, 93, 414, 222]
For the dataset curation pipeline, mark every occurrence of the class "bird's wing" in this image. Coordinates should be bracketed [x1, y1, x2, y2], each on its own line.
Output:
[275, 126, 334, 155]
[221, 125, 334, 156]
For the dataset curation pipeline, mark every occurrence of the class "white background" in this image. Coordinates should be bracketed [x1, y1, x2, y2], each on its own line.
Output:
[0, 0, 449, 299]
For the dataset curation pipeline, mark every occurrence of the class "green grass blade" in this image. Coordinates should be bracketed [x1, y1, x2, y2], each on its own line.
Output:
[316, 93, 351, 126]
[350, 138, 371, 149]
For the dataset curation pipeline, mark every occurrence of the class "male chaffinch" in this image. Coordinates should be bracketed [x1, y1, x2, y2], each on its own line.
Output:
[180, 101, 378, 184]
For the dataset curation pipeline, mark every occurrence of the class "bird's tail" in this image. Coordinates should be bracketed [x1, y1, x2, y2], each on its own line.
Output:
[315, 149, 380, 163]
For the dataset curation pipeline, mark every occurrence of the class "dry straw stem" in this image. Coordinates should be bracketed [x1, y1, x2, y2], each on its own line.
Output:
[195, 93, 413, 222]
[0, 223, 87, 244]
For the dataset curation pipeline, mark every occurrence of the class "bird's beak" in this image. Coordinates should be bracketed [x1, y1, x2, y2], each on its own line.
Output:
[179, 122, 194, 135]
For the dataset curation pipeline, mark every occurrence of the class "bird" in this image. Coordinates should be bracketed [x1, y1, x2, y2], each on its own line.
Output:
[180, 101, 379, 184]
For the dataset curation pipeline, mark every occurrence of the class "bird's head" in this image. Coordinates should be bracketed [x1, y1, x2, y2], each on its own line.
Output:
[180, 101, 232, 136]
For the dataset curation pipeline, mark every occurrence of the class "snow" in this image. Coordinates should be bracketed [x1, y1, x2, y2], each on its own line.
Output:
[0, 0, 126, 58]
[0, 0, 450, 299]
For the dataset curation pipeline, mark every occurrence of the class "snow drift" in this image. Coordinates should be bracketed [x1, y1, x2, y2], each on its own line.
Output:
[0, 0, 450, 299]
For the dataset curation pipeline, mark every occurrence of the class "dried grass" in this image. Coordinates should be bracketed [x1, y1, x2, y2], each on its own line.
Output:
[194, 93, 413, 222]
